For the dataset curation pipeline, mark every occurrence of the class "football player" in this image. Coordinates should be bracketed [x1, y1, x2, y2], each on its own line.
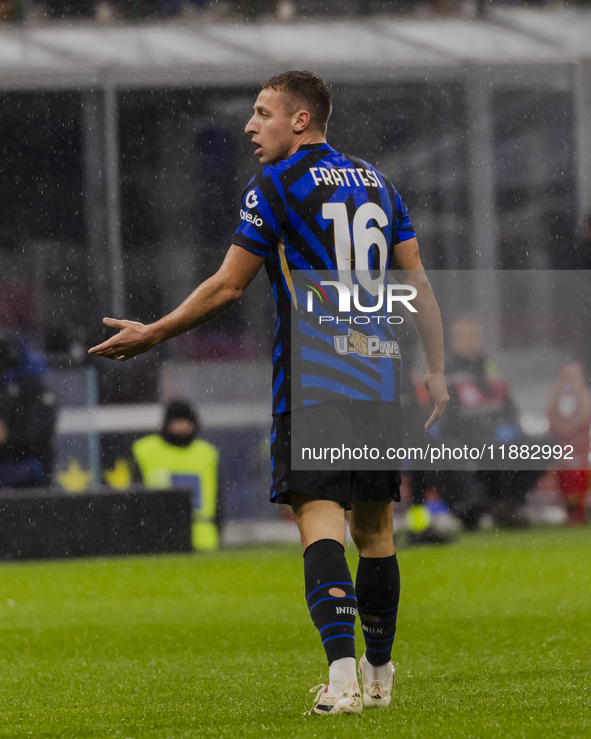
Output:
[89, 70, 448, 715]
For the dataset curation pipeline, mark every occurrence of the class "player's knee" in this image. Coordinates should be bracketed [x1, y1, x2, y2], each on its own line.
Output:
[351, 530, 395, 557]
[349, 525, 367, 551]
[349, 522, 387, 550]
[349, 513, 394, 555]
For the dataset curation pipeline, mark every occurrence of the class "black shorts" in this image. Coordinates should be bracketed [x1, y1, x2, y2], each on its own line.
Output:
[270, 399, 402, 507]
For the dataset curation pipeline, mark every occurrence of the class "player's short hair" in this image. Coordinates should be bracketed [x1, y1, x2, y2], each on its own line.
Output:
[261, 70, 332, 134]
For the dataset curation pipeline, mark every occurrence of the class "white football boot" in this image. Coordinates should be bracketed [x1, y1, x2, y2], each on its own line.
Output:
[358, 653, 396, 708]
[305, 680, 363, 715]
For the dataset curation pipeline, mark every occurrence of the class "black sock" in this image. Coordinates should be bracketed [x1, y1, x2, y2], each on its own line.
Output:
[304, 539, 356, 665]
[355, 554, 400, 666]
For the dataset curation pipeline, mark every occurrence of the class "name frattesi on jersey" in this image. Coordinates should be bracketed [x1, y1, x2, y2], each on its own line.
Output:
[309, 166, 383, 189]
[240, 166, 382, 225]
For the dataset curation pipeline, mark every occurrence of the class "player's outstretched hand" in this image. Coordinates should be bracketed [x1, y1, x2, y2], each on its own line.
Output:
[88, 317, 156, 362]
[424, 370, 449, 430]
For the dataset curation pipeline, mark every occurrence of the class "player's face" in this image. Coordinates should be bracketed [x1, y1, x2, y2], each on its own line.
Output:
[245, 88, 299, 165]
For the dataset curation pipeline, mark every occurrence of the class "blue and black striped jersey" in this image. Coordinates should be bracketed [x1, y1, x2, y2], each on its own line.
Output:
[233, 143, 416, 415]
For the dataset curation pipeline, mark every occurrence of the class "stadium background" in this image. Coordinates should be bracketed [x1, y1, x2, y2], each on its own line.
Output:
[1, 3, 591, 737]
[1, 1, 591, 532]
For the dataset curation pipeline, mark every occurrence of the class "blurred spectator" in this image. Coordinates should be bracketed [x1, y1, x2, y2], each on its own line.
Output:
[430, 315, 542, 529]
[131, 400, 221, 550]
[547, 362, 591, 525]
[441, 315, 521, 446]
[0, 331, 58, 488]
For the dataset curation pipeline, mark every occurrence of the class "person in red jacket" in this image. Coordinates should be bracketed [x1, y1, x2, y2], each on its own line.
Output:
[547, 362, 591, 525]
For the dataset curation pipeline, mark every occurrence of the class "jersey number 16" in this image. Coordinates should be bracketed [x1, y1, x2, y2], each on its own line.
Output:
[322, 202, 389, 297]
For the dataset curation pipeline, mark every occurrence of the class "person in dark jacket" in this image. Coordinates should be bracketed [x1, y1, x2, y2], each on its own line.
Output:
[0, 331, 58, 488]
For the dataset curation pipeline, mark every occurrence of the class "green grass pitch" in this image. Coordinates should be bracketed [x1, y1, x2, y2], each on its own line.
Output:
[1, 528, 589, 738]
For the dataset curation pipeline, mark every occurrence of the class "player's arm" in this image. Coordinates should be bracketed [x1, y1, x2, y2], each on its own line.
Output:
[88, 245, 265, 362]
[393, 236, 449, 429]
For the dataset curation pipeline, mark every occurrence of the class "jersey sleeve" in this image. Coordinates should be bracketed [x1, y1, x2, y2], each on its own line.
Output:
[232, 171, 283, 258]
[389, 181, 416, 244]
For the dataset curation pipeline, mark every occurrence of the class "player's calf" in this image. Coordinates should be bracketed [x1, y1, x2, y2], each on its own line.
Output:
[304, 538, 359, 706]
[355, 553, 400, 707]
[304, 538, 357, 663]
